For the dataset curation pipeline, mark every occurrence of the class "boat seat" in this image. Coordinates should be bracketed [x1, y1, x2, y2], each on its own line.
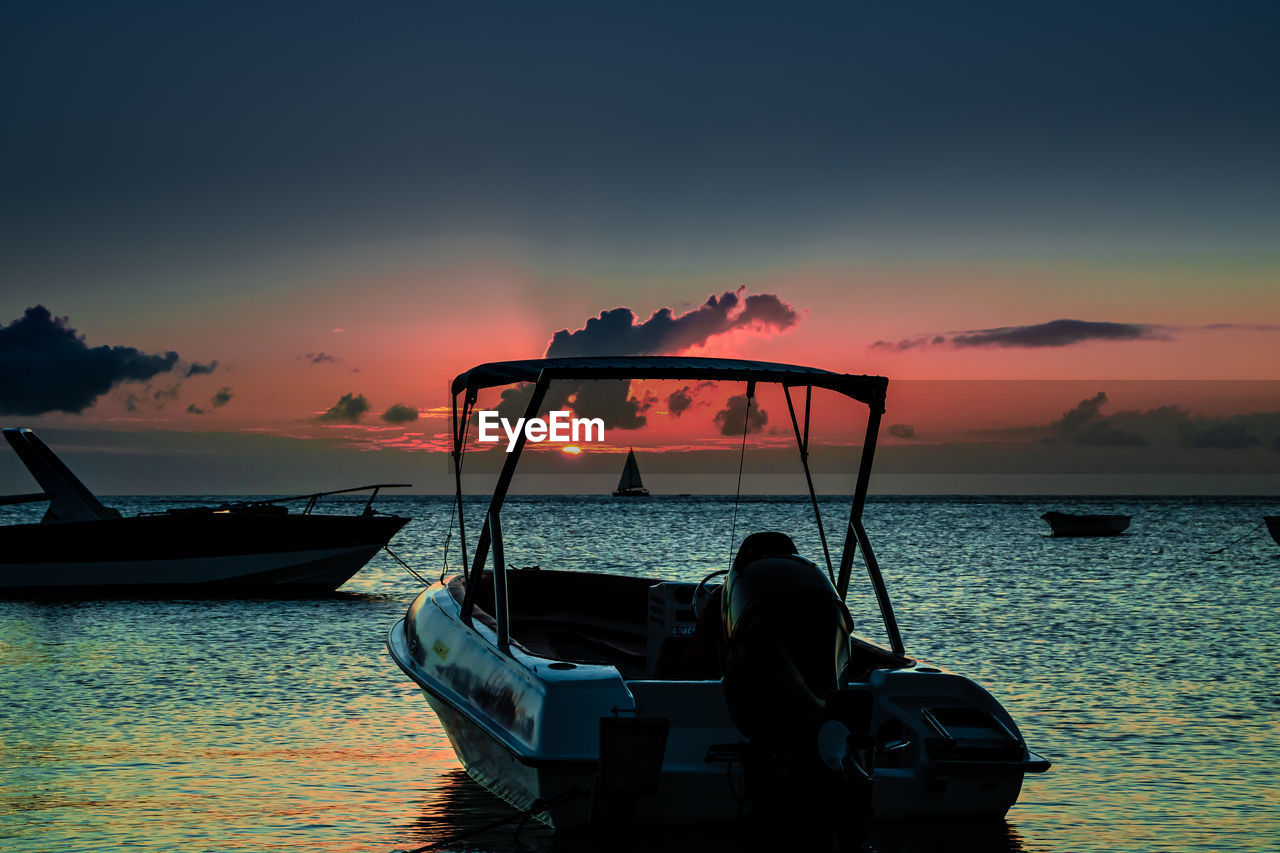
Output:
[680, 585, 724, 678]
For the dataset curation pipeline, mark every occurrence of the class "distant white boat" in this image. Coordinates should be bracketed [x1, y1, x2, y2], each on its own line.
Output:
[612, 448, 650, 498]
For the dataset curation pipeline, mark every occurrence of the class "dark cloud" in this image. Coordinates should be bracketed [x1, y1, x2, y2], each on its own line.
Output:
[123, 392, 140, 413]
[301, 352, 338, 364]
[1052, 392, 1109, 437]
[185, 360, 219, 377]
[487, 289, 799, 431]
[153, 384, 181, 403]
[1073, 421, 1149, 446]
[888, 423, 915, 439]
[185, 387, 233, 414]
[569, 382, 650, 430]
[952, 320, 1164, 348]
[713, 394, 768, 436]
[870, 336, 933, 352]
[0, 305, 180, 415]
[381, 403, 419, 424]
[874, 319, 1168, 351]
[316, 392, 370, 423]
[546, 287, 798, 357]
[1183, 423, 1260, 449]
[1033, 393, 1277, 450]
[668, 386, 694, 417]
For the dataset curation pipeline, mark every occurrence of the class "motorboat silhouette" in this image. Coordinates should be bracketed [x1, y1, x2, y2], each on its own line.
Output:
[387, 357, 1050, 831]
[0, 428, 409, 594]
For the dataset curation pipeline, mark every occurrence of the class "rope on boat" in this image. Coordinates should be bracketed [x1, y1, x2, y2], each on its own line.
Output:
[440, 407, 474, 584]
[385, 787, 587, 853]
[1210, 521, 1264, 555]
[726, 382, 756, 570]
[383, 545, 430, 587]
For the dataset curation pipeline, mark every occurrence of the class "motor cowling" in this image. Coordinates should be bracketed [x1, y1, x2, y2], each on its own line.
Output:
[720, 531, 853, 747]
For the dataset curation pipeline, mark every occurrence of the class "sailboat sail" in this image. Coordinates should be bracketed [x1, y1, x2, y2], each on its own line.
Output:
[616, 449, 643, 492]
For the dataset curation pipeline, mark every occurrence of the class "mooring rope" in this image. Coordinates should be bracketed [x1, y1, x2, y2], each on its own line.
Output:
[1210, 521, 1265, 555]
[383, 545, 430, 587]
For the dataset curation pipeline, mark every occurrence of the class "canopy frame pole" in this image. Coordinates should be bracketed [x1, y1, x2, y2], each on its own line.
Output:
[835, 390, 904, 654]
[460, 376, 549, 636]
[784, 384, 835, 586]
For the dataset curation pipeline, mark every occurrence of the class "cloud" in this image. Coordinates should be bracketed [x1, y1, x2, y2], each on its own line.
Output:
[300, 352, 338, 364]
[570, 381, 651, 429]
[185, 360, 219, 377]
[1051, 391, 1109, 437]
[1032, 392, 1277, 449]
[185, 387, 233, 415]
[487, 289, 800, 431]
[888, 423, 915, 439]
[668, 386, 694, 417]
[316, 392, 370, 423]
[952, 320, 1165, 348]
[874, 319, 1168, 351]
[1073, 421, 1149, 446]
[381, 403, 419, 424]
[713, 394, 768, 436]
[0, 305, 181, 415]
[546, 287, 798, 357]
[1183, 423, 1260, 449]
[153, 384, 181, 404]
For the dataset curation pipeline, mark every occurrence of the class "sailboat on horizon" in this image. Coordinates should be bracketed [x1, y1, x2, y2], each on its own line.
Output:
[612, 448, 650, 497]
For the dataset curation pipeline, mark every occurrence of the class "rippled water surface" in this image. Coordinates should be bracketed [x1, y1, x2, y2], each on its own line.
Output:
[2, 495, 1278, 852]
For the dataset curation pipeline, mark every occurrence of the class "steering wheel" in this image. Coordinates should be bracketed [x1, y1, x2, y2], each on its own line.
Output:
[692, 569, 728, 619]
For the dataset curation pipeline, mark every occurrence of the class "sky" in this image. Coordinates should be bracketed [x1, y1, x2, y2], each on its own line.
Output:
[1, 1, 1278, 494]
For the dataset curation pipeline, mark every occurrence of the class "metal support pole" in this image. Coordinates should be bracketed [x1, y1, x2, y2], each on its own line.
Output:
[460, 378, 549, 629]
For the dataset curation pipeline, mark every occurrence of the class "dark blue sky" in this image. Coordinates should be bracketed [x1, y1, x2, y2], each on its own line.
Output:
[4, 1, 1278, 265]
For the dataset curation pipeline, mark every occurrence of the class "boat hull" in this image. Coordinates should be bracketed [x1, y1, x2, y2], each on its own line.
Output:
[0, 512, 408, 594]
[1265, 516, 1280, 547]
[1041, 511, 1131, 537]
[388, 584, 1049, 831]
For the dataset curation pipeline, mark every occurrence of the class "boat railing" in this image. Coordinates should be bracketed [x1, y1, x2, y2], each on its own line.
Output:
[262, 483, 413, 516]
[136, 483, 413, 518]
[0, 492, 52, 507]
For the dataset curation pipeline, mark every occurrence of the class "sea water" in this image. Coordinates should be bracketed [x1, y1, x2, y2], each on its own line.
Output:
[1, 495, 1277, 852]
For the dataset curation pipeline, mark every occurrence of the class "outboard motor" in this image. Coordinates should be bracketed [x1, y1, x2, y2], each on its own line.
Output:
[721, 531, 852, 743]
[719, 532, 873, 842]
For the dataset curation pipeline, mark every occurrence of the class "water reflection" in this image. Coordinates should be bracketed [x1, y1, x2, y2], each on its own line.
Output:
[399, 770, 1037, 853]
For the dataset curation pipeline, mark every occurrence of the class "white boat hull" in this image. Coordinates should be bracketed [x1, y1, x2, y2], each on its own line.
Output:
[387, 583, 1049, 830]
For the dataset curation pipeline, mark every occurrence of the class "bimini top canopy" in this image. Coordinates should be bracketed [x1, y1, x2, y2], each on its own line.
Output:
[452, 356, 888, 410]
